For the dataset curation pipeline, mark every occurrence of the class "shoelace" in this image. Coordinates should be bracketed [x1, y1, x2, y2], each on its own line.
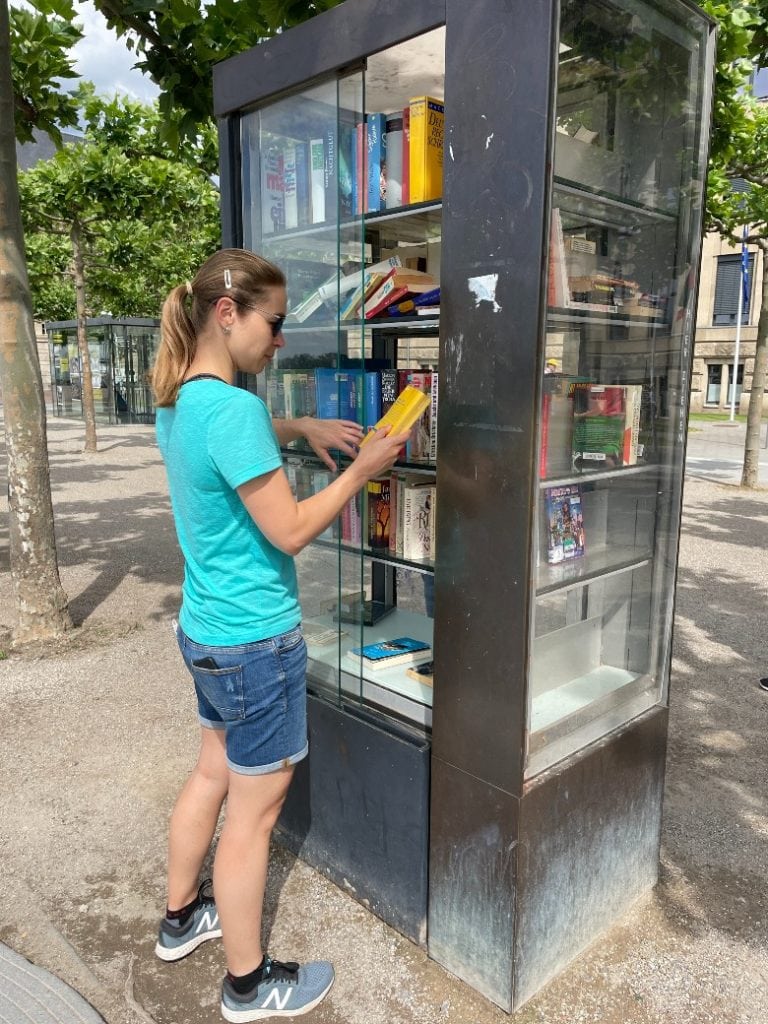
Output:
[197, 878, 216, 908]
[263, 956, 300, 985]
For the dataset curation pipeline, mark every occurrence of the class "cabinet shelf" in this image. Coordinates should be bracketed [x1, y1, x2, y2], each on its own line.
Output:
[282, 447, 436, 475]
[304, 607, 434, 728]
[554, 178, 677, 223]
[537, 544, 651, 596]
[313, 535, 435, 574]
[546, 307, 667, 328]
[539, 462, 660, 489]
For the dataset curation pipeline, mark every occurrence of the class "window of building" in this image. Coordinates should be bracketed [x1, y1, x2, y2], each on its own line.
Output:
[712, 253, 755, 326]
[727, 363, 745, 405]
[706, 364, 722, 405]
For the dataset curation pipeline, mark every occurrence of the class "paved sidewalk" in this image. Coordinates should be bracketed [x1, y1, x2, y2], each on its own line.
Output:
[686, 418, 768, 484]
[0, 416, 766, 1024]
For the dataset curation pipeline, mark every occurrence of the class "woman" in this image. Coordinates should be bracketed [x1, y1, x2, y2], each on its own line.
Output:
[151, 249, 407, 1021]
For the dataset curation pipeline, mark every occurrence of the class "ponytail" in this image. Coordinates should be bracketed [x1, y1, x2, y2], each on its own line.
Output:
[152, 285, 196, 407]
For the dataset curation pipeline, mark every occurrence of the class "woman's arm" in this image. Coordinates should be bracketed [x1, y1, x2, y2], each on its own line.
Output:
[272, 416, 364, 471]
[238, 426, 408, 555]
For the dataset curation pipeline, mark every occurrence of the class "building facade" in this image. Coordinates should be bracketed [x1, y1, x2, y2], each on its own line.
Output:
[692, 231, 766, 414]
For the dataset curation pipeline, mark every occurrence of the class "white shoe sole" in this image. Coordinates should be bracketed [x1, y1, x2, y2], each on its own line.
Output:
[155, 927, 222, 962]
[220, 976, 334, 1021]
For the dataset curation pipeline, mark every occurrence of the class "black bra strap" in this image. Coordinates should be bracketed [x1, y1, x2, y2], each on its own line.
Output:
[181, 373, 229, 385]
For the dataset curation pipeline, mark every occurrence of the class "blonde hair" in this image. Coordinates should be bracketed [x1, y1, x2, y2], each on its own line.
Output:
[152, 248, 286, 407]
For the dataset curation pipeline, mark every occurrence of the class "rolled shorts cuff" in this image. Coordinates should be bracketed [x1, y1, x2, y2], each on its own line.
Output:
[199, 716, 227, 731]
[227, 742, 309, 776]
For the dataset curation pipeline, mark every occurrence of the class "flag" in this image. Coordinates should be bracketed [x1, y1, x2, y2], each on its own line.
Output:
[741, 224, 750, 310]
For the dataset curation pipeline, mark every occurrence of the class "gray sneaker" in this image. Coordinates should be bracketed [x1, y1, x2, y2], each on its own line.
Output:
[220, 956, 334, 1021]
[155, 879, 221, 962]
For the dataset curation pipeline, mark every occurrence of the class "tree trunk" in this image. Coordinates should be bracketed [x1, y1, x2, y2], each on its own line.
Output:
[71, 222, 98, 453]
[741, 246, 767, 488]
[0, 0, 71, 642]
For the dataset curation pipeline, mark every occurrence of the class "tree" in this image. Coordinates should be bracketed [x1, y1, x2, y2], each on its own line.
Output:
[19, 90, 220, 450]
[1, 0, 80, 643]
[699, 0, 768, 487]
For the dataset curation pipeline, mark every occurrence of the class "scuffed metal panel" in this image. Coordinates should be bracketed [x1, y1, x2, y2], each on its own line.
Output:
[278, 695, 430, 945]
[512, 708, 668, 1007]
[429, 757, 519, 1011]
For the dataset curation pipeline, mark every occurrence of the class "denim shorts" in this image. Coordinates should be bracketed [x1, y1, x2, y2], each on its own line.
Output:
[174, 621, 308, 775]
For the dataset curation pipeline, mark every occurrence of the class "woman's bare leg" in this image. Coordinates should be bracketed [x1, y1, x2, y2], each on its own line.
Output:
[166, 726, 229, 910]
[213, 765, 294, 975]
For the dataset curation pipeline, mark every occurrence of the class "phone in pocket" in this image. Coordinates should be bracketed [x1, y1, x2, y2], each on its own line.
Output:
[192, 656, 219, 670]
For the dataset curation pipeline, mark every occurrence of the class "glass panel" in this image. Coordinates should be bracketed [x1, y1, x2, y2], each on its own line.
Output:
[530, 0, 711, 774]
[238, 28, 444, 728]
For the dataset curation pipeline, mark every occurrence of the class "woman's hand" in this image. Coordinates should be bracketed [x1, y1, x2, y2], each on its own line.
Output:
[300, 417, 364, 471]
[351, 424, 411, 481]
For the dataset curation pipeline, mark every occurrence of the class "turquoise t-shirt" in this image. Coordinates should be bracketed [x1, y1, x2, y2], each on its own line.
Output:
[156, 379, 300, 645]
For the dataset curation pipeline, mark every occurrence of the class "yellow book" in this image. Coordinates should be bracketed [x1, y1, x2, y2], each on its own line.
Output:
[359, 385, 431, 446]
[409, 96, 445, 203]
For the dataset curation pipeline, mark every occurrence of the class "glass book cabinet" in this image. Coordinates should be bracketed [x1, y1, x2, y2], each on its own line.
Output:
[214, 0, 713, 1010]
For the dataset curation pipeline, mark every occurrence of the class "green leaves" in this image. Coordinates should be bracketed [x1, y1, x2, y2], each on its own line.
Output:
[19, 92, 220, 320]
[10, 3, 81, 143]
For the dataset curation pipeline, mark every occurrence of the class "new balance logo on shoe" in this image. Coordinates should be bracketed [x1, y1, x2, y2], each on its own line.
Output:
[261, 987, 292, 1011]
[196, 909, 219, 935]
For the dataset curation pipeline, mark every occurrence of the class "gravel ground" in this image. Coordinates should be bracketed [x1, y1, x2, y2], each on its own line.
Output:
[0, 414, 766, 1024]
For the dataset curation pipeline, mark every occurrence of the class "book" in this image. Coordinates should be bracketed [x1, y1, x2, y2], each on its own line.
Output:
[282, 143, 298, 229]
[366, 477, 391, 548]
[402, 371, 432, 462]
[405, 660, 434, 686]
[380, 370, 398, 415]
[402, 481, 436, 560]
[339, 122, 355, 218]
[539, 373, 576, 479]
[548, 207, 570, 307]
[324, 124, 337, 220]
[622, 384, 643, 465]
[294, 141, 311, 227]
[366, 113, 387, 212]
[315, 368, 359, 421]
[401, 105, 411, 204]
[408, 96, 444, 203]
[543, 484, 585, 564]
[385, 113, 404, 208]
[346, 636, 432, 671]
[429, 372, 439, 462]
[364, 268, 437, 319]
[354, 121, 365, 213]
[415, 287, 440, 307]
[572, 384, 626, 468]
[358, 385, 430, 447]
[309, 137, 325, 223]
[288, 256, 402, 325]
[261, 142, 285, 235]
[340, 271, 385, 321]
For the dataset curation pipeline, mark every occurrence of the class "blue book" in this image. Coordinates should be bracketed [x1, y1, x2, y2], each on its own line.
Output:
[324, 124, 337, 219]
[366, 113, 387, 213]
[415, 287, 440, 306]
[294, 141, 311, 227]
[339, 122, 355, 218]
[347, 636, 432, 670]
[316, 368, 380, 427]
[315, 368, 358, 421]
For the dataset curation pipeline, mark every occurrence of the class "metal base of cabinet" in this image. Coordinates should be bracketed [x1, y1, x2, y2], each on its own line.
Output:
[276, 692, 431, 945]
[428, 706, 668, 1011]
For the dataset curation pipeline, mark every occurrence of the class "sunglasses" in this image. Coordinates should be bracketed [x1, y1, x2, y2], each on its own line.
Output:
[238, 301, 286, 338]
[216, 298, 286, 338]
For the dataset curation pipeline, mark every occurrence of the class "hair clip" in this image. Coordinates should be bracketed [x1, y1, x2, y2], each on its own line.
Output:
[224, 269, 232, 289]
[185, 280, 193, 297]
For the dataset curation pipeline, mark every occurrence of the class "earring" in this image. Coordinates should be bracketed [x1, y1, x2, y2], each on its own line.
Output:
[223, 325, 232, 335]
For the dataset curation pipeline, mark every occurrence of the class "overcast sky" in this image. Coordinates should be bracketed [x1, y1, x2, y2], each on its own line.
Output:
[71, 2, 159, 104]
